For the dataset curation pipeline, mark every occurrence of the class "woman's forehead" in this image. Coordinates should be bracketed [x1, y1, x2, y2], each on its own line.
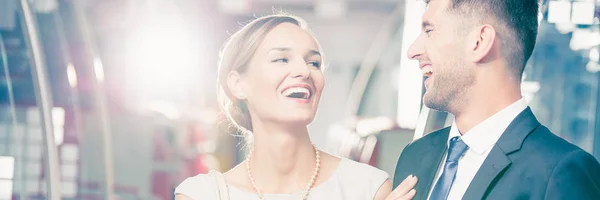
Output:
[257, 23, 320, 54]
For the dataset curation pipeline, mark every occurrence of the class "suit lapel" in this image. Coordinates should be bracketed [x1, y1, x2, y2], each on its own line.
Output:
[462, 146, 511, 199]
[463, 107, 541, 199]
[414, 128, 450, 200]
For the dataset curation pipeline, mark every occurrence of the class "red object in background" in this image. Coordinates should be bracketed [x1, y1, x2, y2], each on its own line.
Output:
[151, 126, 176, 200]
[188, 124, 209, 175]
[190, 154, 209, 175]
[151, 172, 170, 200]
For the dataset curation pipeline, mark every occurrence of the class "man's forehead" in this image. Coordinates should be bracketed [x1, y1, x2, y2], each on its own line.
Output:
[421, 0, 449, 22]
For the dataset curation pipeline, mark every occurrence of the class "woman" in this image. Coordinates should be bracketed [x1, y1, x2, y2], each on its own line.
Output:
[175, 14, 417, 200]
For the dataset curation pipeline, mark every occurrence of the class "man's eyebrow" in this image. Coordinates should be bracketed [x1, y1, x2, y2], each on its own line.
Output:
[422, 21, 434, 30]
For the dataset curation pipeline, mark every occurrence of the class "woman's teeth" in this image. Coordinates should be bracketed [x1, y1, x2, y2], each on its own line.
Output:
[282, 87, 310, 99]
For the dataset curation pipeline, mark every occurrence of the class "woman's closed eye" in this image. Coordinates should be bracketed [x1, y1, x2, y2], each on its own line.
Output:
[307, 61, 321, 68]
[271, 57, 320, 69]
[272, 58, 289, 63]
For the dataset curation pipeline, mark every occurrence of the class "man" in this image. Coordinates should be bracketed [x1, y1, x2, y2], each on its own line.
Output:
[392, 0, 600, 199]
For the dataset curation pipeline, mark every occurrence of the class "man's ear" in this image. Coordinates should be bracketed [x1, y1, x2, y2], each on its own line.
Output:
[227, 70, 246, 100]
[467, 24, 496, 63]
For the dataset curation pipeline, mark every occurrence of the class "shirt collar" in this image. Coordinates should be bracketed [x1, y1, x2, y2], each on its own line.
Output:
[447, 97, 529, 155]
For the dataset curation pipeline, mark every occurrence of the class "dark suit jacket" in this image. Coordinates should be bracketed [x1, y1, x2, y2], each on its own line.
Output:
[393, 108, 600, 200]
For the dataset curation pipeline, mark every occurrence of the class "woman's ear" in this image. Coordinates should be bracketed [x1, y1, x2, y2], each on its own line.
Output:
[227, 70, 246, 100]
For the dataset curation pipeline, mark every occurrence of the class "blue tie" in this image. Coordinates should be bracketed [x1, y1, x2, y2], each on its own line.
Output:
[430, 136, 469, 200]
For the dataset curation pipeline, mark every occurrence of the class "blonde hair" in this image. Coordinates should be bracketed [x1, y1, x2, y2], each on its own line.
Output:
[216, 14, 325, 145]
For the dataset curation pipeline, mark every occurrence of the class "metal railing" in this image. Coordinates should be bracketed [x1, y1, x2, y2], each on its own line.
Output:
[18, 0, 61, 199]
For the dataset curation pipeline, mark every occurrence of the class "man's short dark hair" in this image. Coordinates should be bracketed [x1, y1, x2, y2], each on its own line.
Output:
[428, 0, 539, 79]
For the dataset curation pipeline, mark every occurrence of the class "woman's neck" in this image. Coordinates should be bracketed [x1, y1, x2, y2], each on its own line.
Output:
[248, 122, 317, 194]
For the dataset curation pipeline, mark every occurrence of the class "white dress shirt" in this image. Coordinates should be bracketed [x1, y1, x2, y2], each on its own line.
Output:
[426, 97, 529, 200]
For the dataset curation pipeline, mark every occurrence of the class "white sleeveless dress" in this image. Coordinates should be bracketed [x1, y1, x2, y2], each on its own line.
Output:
[174, 158, 389, 200]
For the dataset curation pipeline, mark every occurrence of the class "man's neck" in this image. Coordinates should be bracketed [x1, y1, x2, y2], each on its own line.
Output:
[453, 81, 522, 135]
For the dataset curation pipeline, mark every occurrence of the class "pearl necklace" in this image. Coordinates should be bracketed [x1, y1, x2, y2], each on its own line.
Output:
[246, 144, 320, 200]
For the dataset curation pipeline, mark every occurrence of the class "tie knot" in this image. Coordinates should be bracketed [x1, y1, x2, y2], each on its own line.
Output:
[447, 136, 468, 162]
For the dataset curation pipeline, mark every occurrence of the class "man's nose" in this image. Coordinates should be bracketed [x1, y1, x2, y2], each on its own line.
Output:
[407, 35, 425, 60]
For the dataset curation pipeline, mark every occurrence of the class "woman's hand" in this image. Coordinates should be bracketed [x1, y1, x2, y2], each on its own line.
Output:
[385, 175, 418, 200]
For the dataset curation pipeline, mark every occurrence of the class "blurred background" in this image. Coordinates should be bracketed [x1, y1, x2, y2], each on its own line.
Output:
[0, 0, 599, 199]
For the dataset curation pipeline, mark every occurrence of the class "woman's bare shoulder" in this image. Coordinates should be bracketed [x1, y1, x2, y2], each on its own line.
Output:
[174, 172, 218, 199]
